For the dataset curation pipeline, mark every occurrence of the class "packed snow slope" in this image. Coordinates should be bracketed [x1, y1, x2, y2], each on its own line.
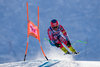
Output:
[0, 60, 100, 67]
[0, 55, 100, 67]
[1, 52, 100, 67]
[0, 0, 100, 64]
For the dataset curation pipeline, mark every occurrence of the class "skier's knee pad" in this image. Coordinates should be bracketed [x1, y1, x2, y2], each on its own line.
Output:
[55, 43, 61, 48]
[67, 44, 71, 48]
[67, 41, 71, 48]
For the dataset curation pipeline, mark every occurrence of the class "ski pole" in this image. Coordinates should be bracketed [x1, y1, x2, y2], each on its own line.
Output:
[76, 40, 87, 44]
[72, 40, 87, 45]
[44, 38, 87, 45]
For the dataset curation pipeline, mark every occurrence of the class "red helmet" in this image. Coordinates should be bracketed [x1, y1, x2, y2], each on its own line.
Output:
[50, 19, 59, 28]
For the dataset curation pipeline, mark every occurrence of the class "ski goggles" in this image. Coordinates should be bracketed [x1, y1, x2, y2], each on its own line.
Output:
[52, 26, 58, 29]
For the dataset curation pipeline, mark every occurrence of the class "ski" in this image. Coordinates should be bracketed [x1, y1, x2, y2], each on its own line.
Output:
[64, 52, 80, 55]
[39, 60, 60, 67]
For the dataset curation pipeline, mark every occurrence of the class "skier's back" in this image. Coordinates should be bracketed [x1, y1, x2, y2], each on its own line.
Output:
[47, 19, 78, 54]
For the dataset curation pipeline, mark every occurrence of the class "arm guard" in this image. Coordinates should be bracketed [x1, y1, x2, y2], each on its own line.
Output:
[59, 25, 70, 41]
[59, 25, 67, 37]
[47, 28, 55, 46]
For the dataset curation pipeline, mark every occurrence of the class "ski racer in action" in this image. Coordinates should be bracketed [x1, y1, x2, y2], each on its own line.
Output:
[47, 19, 78, 54]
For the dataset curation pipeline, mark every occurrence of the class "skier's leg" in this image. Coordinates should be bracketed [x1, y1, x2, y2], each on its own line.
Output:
[61, 47, 70, 54]
[56, 40, 70, 54]
[58, 36, 77, 53]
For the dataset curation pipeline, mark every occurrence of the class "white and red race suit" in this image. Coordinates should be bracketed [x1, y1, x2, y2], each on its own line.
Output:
[47, 25, 71, 48]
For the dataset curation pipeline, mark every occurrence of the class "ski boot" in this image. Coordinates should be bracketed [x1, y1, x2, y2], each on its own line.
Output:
[72, 52, 80, 55]
[68, 46, 79, 55]
[65, 51, 71, 54]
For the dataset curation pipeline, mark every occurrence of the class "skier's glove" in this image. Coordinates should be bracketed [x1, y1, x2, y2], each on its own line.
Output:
[55, 43, 61, 48]
[49, 40, 55, 46]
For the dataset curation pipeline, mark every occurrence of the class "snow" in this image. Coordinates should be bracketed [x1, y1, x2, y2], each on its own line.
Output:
[0, 50, 100, 67]
[0, 60, 100, 67]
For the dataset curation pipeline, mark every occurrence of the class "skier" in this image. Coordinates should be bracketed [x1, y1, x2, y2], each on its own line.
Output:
[47, 19, 78, 54]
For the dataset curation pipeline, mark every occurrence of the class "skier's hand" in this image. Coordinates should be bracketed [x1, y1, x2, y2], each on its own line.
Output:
[49, 40, 55, 46]
[50, 41, 55, 46]
[55, 43, 61, 48]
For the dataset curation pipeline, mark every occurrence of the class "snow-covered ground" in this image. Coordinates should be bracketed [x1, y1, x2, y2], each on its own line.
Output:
[0, 60, 100, 67]
[0, 52, 100, 67]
